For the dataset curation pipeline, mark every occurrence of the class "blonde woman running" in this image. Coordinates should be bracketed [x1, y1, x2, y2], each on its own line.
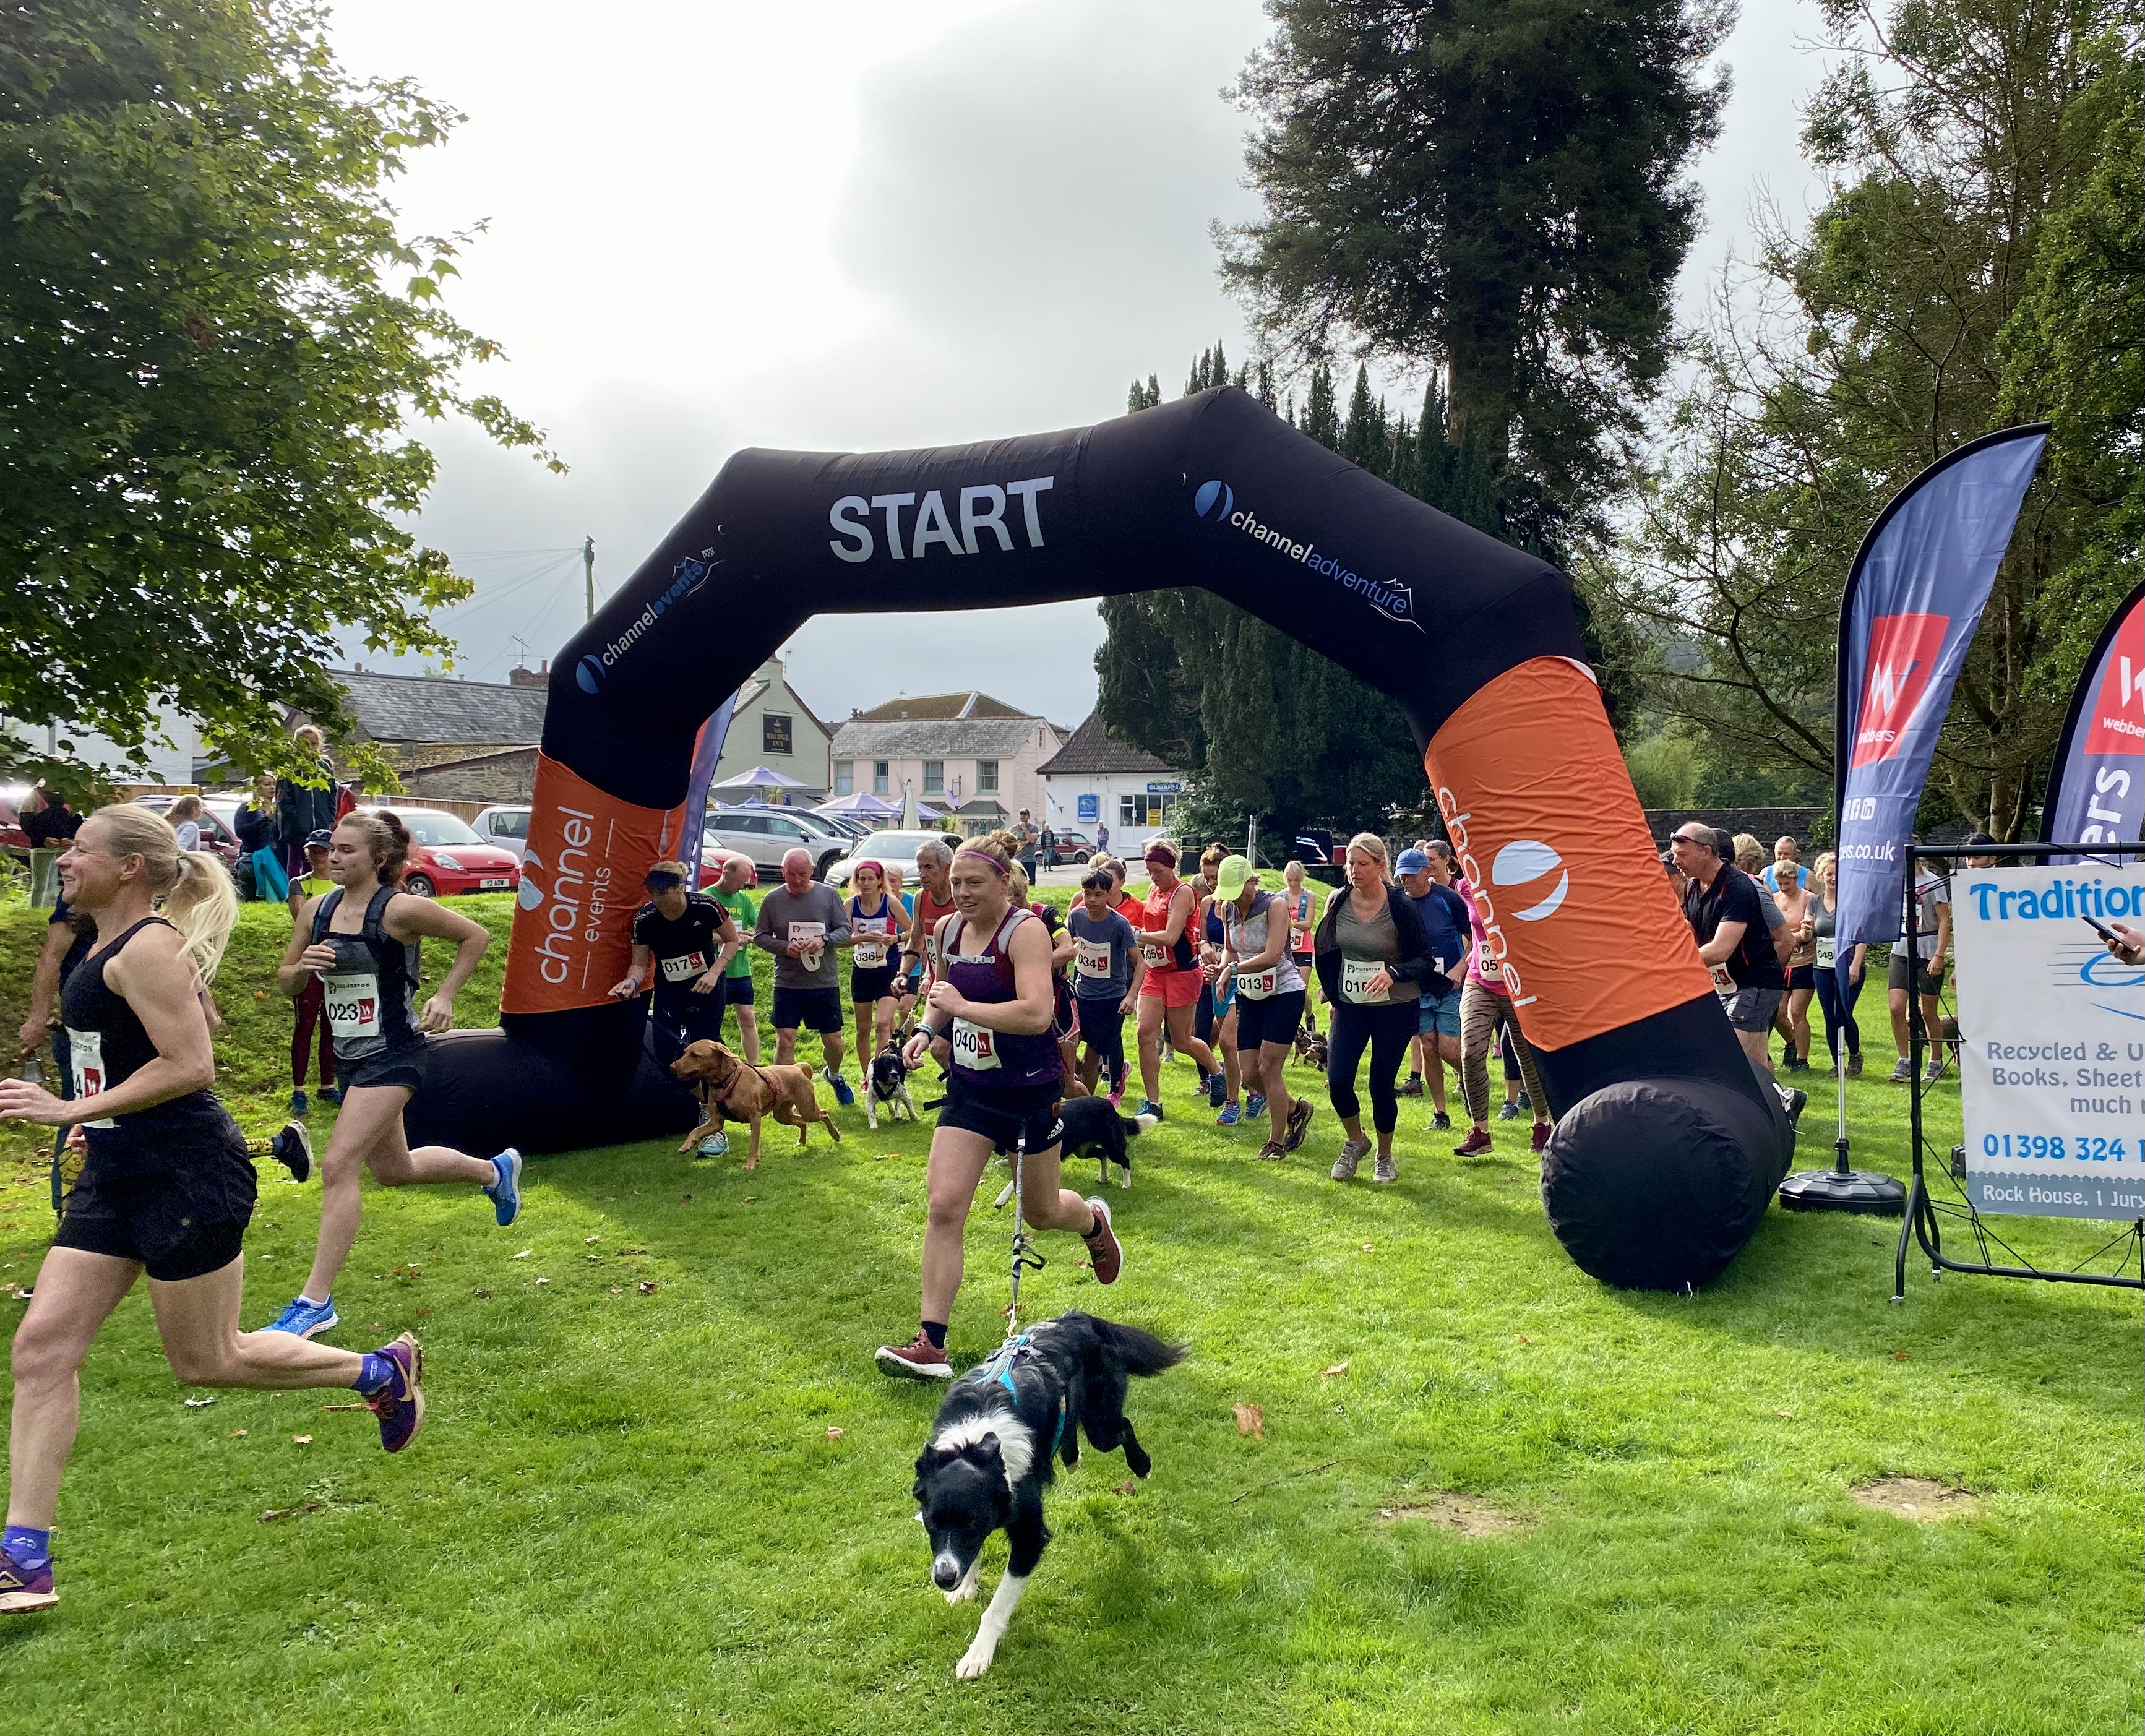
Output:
[0, 807, 426, 1615]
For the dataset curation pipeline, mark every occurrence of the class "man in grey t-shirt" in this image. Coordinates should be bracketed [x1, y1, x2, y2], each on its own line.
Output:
[752, 848, 854, 1099]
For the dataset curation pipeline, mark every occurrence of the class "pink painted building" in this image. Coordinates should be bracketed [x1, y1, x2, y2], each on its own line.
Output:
[829, 692, 1068, 836]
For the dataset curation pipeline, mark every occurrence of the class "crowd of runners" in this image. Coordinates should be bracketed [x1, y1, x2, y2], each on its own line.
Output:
[0, 790, 1987, 1612]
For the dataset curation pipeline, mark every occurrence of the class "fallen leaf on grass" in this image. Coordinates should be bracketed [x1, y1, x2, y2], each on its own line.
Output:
[1320, 1362, 1349, 1378]
[535, 1278, 549, 1286]
[1113, 1480, 1137, 1495]
[744, 1196, 757, 1203]
[585, 1254, 601, 1263]
[1515, 1334, 1531, 1344]
[827, 1427, 845, 1440]
[291, 1434, 313, 1445]
[680, 1193, 692, 1203]
[184, 1395, 217, 1409]
[637, 1282, 658, 1294]
[1892, 1351, 1911, 1362]
[1233, 1402, 1265, 1441]
[609, 1285, 622, 1294]
[322, 1402, 366, 1412]
[512, 1250, 532, 1260]
[414, 1307, 432, 1319]
[1773, 1408, 1797, 1419]
[228, 1429, 247, 1439]
[1362, 1242, 1374, 1253]
[472, 1288, 491, 1299]
[584, 1236, 600, 1245]
[260, 1502, 324, 1523]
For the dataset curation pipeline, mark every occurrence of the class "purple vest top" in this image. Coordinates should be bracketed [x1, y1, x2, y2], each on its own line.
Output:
[944, 909, 1063, 1090]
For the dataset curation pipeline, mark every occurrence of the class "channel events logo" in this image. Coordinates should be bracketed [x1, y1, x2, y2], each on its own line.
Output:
[1192, 479, 1421, 631]
[1849, 611, 1948, 768]
[575, 551, 719, 694]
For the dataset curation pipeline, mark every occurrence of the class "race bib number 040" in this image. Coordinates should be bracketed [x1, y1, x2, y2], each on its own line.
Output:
[950, 1018, 1000, 1071]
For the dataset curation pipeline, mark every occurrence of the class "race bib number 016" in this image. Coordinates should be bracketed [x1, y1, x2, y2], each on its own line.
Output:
[1340, 958, 1388, 1005]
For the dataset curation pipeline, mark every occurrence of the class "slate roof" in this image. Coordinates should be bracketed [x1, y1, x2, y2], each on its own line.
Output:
[1038, 712, 1178, 778]
[830, 714, 1057, 761]
[851, 691, 1028, 723]
[330, 669, 548, 746]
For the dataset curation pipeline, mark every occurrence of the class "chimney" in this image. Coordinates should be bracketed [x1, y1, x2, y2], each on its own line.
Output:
[509, 663, 547, 689]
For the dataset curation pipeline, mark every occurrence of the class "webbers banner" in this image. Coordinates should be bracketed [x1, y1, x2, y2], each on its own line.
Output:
[2040, 574, 2145, 865]
[1954, 861, 2145, 1220]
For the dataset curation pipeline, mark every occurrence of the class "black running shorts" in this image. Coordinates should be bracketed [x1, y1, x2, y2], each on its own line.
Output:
[937, 1074, 1063, 1157]
[56, 1143, 256, 1283]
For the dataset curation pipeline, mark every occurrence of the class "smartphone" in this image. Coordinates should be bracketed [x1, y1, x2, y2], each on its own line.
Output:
[2084, 913, 2118, 942]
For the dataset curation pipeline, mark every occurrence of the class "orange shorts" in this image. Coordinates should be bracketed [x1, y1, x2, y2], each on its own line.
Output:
[1139, 968, 1204, 1010]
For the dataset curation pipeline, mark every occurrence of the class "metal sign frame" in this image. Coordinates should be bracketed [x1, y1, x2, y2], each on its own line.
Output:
[1893, 840, 2145, 1302]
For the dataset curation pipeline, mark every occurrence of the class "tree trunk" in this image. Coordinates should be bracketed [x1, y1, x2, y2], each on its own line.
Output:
[1443, 347, 1513, 469]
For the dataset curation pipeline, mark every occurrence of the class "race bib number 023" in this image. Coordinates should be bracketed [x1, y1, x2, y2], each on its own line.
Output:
[1956, 862, 2145, 1219]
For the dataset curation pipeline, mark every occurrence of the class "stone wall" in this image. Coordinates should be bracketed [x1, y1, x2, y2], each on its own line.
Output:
[1643, 808, 1827, 851]
[398, 747, 539, 804]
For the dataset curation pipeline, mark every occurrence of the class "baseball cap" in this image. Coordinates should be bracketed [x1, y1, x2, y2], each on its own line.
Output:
[643, 861, 687, 889]
[305, 828, 333, 850]
[1213, 854, 1253, 900]
[1395, 847, 1430, 875]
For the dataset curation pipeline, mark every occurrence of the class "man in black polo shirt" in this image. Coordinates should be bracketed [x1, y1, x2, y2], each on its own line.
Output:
[1670, 823, 1803, 1119]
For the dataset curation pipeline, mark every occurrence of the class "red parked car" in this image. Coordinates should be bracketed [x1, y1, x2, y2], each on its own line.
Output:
[360, 806, 522, 898]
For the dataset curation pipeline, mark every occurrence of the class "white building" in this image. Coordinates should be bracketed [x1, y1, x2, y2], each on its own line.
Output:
[1037, 713, 1190, 854]
[4, 700, 200, 788]
[714, 654, 835, 798]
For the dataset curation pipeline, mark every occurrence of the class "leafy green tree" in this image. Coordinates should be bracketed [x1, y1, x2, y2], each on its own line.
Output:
[0, 0, 556, 786]
[1219, 0, 1732, 533]
[1591, 0, 2138, 836]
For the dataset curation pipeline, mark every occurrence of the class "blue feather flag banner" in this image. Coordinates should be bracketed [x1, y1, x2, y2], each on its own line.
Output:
[1833, 426, 2048, 950]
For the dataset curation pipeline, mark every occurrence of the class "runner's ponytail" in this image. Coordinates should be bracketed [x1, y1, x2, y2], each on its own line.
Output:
[85, 803, 240, 982]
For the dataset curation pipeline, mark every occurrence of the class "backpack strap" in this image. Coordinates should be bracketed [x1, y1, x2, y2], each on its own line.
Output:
[309, 886, 345, 945]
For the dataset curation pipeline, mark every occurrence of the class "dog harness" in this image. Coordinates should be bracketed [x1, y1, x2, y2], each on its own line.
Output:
[974, 1331, 1069, 1453]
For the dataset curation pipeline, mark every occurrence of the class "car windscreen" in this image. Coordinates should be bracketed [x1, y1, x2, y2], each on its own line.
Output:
[389, 811, 484, 846]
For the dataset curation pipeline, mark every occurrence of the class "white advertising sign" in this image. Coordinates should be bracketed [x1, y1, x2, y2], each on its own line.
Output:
[1954, 863, 2145, 1220]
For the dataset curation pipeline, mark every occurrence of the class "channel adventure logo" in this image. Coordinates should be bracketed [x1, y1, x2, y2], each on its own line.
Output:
[575, 550, 719, 694]
[1849, 611, 1949, 768]
[1191, 478, 1421, 630]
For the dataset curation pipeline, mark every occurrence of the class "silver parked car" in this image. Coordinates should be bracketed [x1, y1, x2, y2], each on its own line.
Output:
[472, 804, 531, 862]
[822, 829, 960, 890]
[702, 805, 851, 880]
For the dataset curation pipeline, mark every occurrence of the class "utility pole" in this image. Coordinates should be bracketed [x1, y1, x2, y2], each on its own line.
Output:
[583, 536, 596, 621]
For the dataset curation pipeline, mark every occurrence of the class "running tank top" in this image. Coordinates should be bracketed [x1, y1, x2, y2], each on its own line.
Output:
[940, 908, 1062, 1089]
[913, 887, 957, 978]
[59, 917, 236, 1174]
[1137, 884, 1197, 974]
[311, 887, 422, 1062]
[847, 893, 900, 971]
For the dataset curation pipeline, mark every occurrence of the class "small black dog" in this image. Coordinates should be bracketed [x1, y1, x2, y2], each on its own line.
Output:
[864, 1029, 919, 1132]
[914, 1312, 1184, 1678]
[1055, 1094, 1155, 1190]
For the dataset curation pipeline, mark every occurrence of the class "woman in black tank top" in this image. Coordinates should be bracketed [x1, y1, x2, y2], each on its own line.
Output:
[0, 806, 429, 1614]
[265, 810, 515, 1343]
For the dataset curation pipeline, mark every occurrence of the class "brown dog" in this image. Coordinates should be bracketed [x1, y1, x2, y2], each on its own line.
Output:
[669, 1039, 841, 1170]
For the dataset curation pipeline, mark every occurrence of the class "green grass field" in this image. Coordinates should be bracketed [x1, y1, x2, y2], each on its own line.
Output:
[0, 893, 2137, 1734]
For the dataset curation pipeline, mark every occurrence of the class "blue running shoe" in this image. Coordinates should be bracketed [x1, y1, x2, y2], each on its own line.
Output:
[484, 1148, 523, 1227]
[1216, 1102, 1240, 1126]
[319, 1085, 343, 1107]
[368, 1334, 425, 1453]
[829, 1070, 855, 1107]
[697, 1132, 729, 1158]
[1246, 1092, 1266, 1120]
[265, 1294, 338, 1338]
[1140, 1100, 1165, 1120]
[289, 1088, 309, 1117]
[1206, 1070, 1226, 1109]
[0, 1547, 55, 1615]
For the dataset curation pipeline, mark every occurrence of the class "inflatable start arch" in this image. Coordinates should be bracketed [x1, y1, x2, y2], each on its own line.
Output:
[406, 387, 1792, 1289]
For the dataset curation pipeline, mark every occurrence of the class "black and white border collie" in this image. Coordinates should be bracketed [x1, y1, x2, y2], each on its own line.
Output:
[913, 1312, 1185, 1678]
[991, 1098, 1154, 1209]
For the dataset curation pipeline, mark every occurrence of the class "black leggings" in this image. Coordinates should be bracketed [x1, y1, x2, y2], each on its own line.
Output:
[1326, 1000, 1416, 1134]
[1815, 963, 1865, 1061]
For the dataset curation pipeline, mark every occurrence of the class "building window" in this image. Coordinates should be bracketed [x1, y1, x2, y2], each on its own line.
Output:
[1120, 793, 1176, 827]
[762, 713, 793, 755]
[977, 759, 999, 794]
[923, 759, 944, 794]
[873, 760, 890, 795]
[833, 761, 853, 795]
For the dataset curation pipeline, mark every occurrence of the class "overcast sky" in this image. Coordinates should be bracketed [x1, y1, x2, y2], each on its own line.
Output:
[328, 0, 1833, 730]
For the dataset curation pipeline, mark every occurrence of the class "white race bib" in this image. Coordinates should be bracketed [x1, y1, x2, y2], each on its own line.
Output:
[1341, 958, 1388, 1005]
[1709, 963, 1737, 997]
[1075, 938, 1113, 981]
[1237, 966, 1279, 999]
[64, 1028, 116, 1129]
[851, 916, 890, 969]
[1138, 937, 1169, 969]
[950, 1018, 1000, 1071]
[789, 920, 827, 970]
[323, 970, 382, 1038]
[660, 951, 708, 984]
[1815, 937, 1837, 969]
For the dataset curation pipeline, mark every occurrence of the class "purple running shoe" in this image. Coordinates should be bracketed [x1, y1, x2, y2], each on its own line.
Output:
[368, 1333, 426, 1454]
